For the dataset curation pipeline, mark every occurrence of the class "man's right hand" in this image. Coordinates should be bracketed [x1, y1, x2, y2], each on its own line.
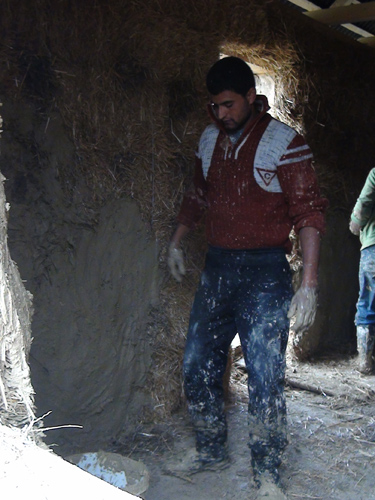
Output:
[168, 242, 186, 282]
[349, 219, 361, 236]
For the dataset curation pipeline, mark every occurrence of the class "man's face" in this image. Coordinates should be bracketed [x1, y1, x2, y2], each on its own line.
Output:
[209, 89, 256, 133]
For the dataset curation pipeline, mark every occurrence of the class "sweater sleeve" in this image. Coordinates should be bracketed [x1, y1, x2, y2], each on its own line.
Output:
[351, 168, 375, 227]
[177, 156, 208, 229]
[277, 134, 328, 234]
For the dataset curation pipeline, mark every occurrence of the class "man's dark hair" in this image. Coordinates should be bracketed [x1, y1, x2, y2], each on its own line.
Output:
[206, 56, 256, 97]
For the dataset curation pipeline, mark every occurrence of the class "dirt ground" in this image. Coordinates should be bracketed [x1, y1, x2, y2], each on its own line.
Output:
[109, 354, 375, 500]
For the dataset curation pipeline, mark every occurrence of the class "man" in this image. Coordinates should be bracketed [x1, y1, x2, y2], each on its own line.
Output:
[167, 56, 327, 499]
[349, 168, 375, 374]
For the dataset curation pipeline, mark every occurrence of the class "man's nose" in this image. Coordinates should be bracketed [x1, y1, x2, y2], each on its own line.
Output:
[217, 105, 227, 120]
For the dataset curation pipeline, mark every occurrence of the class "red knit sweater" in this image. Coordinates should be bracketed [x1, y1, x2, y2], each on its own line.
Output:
[177, 96, 328, 252]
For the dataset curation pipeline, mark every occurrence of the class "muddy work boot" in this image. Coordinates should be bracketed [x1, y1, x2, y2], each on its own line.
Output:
[163, 447, 229, 478]
[356, 325, 375, 374]
[255, 472, 288, 500]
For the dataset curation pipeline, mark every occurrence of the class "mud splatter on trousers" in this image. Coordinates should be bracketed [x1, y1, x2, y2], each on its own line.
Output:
[183, 245, 293, 473]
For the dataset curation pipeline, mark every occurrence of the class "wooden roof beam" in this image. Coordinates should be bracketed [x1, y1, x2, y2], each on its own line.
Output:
[285, 0, 375, 45]
[358, 35, 375, 46]
[342, 22, 375, 37]
[305, 1, 375, 24]
[330, 0, 359, 7]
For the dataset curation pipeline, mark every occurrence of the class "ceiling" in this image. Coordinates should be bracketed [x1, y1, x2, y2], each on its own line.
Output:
[279, 0, 375, 47]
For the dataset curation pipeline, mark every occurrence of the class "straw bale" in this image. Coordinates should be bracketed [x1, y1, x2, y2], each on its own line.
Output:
[125, 0, 260, 37]
[122, 12, 216, 84]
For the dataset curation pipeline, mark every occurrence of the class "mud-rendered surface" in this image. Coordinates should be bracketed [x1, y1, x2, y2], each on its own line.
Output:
[0, 99, 160, 452]
[108, 357, 375, 500]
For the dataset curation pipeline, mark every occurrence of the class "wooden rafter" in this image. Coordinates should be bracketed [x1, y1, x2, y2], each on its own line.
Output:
[330, 0, 358, 7]
[305, 1, 375, 24]
[285, 0, 375, 47]
[358, 34, 375, 45]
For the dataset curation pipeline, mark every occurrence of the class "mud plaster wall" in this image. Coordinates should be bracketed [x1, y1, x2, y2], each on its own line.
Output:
[1, 0, 375, 452]
[0, 99, 160, 452]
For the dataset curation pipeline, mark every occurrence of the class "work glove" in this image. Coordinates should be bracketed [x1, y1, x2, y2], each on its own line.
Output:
[167, 242, 186, 282]
[287, 286, 318, 334]
[349, 219, 361, 236]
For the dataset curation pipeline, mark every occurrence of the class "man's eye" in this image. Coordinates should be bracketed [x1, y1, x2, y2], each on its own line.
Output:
[225, 103, 233, 108]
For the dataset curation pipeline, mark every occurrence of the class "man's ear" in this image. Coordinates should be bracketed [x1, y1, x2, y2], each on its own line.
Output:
[246, 88, 256, 105]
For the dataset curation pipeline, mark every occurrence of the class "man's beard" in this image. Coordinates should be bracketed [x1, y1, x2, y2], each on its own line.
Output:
[225, 110, 253, 135]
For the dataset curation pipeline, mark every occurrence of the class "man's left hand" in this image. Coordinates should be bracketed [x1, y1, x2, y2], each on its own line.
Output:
[288, 286, 318, 334]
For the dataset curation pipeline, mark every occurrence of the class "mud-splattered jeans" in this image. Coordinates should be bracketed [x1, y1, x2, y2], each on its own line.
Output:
[356, 245, 375, 325]
[183, 246, 293, 472]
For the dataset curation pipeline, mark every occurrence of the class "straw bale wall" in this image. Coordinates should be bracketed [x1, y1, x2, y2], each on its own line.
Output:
[1, 0, 375, 449]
